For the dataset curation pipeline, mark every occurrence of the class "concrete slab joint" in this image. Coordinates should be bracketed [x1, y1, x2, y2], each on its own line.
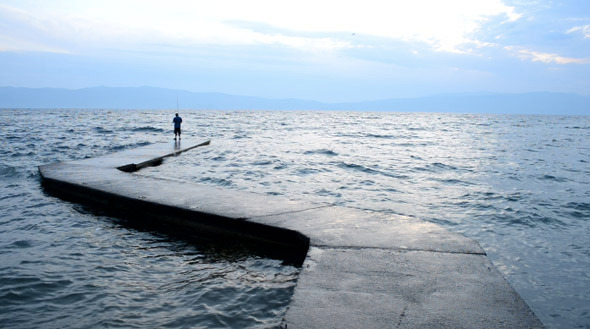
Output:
[38, 140, 544, 329]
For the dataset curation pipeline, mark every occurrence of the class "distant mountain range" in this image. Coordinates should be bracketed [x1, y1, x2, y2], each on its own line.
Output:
[1, 86, 588, 115]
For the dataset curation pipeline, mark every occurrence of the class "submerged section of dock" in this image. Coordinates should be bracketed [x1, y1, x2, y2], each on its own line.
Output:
[38, 140, 544, 328]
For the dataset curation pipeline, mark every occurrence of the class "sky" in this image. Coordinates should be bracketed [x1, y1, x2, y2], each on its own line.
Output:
[0, 0, 589, 102]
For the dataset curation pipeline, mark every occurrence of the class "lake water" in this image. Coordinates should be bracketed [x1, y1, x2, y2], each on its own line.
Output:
[1, 109, 589, 328]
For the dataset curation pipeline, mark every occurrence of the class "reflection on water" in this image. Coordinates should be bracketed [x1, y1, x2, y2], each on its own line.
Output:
[141, 111, 590, 329]
[1, 109, 589, 328]
[0, 109, 298, 329]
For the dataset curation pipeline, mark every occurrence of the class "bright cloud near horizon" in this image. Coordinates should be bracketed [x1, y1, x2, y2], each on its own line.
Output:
[0, 0, 589, 102]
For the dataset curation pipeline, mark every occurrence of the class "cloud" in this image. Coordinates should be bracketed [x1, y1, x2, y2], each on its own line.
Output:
[0, 34, 69, 53]
[0, 4, 70, 53]
[567, 24, 590, 38]
[505, 46, 590, 64]
[0, 0, 520, 55]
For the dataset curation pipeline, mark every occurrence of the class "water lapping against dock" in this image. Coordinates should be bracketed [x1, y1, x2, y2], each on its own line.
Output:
[1, 109, 589, 328]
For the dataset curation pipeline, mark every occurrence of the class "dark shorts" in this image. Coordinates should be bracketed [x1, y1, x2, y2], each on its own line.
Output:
[174, 127, 181, 135]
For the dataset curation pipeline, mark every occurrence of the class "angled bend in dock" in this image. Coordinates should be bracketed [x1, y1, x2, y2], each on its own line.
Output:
[38, 140, 544, 329]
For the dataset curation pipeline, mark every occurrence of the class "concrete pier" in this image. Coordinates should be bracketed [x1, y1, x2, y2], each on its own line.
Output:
[39, 140, 544, 328]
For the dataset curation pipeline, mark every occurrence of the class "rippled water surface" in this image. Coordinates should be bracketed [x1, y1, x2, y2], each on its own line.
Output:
[0, 109, 299, 329]
[1, 109, 589, 328]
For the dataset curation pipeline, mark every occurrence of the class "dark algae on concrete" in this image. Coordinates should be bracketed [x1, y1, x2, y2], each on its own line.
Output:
[39, 140, 544, 328]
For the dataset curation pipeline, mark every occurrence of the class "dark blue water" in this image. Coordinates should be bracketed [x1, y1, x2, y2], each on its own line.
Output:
[1, 109, 589, 328]
[0, 109, 299, 329]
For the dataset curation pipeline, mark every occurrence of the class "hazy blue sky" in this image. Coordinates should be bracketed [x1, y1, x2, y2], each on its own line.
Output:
[1, 0, 589, 102]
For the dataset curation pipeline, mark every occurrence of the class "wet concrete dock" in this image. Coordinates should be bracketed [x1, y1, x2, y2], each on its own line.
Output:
[39, 140, 544, 328]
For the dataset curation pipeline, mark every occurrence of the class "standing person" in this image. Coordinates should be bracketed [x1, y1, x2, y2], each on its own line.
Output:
[173, 113, 182, 140]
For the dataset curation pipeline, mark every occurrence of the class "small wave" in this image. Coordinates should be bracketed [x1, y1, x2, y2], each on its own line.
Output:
[10, 151, 35, 157]
[0, 278, 75, 306]
[462, 191, 499, 201]
[564, 202, 590, 220]
[457, 190, 526, 206]
[0, 276, 41, 288]
[431, 162, 458, 170]
[503, 192, 524, 202]
[0, 291, 32, 304]
[94, 265, 122, 273]
[338, 162, 377, 174]
[497, 210, 566, 228]
[94, 127, 114, 133]
[415, 162, 458, 172]
[252, 160, 273, 166]
[8, 240, 34, 249]
[296, 167, 324, 175]
[364, 133, 395, 139]
[132, 126, 165, 133]
[232, 133, 249, 139]
[273, 162, 288, 170]
[0, 192, 28, 201]
[315, 188, 342, 198]
[199, 177, 233, 186]
[110, 141, 151, 151]
[539, 174, 569, 183]
[337, 162, 408, 179]
[51, 291, 88, 305]
[565, 202, 590, 212]
[303, 149, 338, 156]
[0, 164, 18, 178]
[110, 145, 127, 151]
[431, 178, 473, 186]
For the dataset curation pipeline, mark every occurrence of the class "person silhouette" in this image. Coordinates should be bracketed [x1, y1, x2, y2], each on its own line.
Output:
[173, 113, 182, 140]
